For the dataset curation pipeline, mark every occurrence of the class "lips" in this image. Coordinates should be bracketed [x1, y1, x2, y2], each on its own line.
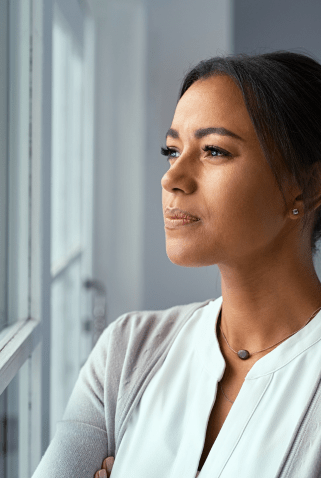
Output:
[164, 207, 200, 221]
[164, 216, 200, 228]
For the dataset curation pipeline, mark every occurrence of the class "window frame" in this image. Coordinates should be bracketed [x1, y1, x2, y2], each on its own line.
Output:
[0, 0, 43, 393]
[0, 0, 44, 473]
[0, 0, 96, 473]
[0, 320, 41, 397]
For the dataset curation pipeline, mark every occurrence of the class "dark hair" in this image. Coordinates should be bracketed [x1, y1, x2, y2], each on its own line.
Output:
[177, 51, 321, 257]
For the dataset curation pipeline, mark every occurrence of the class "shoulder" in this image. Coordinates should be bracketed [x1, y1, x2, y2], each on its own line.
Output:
[90, 298, 215, 375]
[87, 297, 217, 398]
[103, 297, 214, 350]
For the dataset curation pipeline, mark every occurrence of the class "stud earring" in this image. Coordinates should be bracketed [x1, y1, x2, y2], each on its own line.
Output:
[292, 208, 299, 215]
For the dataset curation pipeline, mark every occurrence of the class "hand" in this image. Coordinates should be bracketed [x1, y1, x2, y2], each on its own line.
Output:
[94, 456, 115, 478]
[93, 456, 200, 477]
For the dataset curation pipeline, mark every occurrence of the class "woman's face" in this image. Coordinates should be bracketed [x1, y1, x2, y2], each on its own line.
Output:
[161, 75, 296, 268]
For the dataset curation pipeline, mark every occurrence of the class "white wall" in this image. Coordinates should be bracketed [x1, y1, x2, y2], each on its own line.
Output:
[92, 0, 147, 323]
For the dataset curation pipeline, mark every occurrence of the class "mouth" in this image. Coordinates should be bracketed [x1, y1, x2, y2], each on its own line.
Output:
[164, 216, 201, 229]
[164, 207, 201, 221]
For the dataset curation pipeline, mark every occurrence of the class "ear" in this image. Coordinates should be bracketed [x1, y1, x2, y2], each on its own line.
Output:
[292, 162, 321, 214]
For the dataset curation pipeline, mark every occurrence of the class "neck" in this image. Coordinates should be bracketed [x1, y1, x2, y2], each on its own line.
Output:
[218, 248, 321, 353]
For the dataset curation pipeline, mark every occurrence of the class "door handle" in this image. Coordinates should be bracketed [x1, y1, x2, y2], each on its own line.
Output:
[83, 278, 107, 348]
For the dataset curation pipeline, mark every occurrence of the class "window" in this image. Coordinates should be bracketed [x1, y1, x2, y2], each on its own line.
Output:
[50, 2, 94, 437]
[0, 0, 42, 475]
[0, 0, 96, 474]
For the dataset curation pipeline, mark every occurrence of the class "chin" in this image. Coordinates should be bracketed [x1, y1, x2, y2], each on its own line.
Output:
[166, 246, 217, 268]
[168, 256, 202, 267]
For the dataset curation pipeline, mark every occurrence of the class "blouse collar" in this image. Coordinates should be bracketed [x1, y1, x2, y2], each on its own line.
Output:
[196, 296, 321, 380]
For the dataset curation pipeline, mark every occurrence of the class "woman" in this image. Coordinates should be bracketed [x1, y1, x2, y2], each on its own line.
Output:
[33, 51, 321, 478]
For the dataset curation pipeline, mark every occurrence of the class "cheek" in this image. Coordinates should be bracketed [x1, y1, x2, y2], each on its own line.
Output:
[208, 167, 285, 247]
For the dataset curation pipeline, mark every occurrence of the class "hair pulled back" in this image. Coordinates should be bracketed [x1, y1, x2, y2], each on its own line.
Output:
[177, 51, 321, 256]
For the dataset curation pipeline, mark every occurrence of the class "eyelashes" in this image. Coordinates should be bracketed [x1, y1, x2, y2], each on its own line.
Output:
[160, 145, 232, 161]
[160, 146, 173, 158]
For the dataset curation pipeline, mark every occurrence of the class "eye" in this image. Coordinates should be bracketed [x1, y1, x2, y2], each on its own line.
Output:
[160, 144, 232, 162]
[202, 145, 232, 158]
[160, 146, 179, 161]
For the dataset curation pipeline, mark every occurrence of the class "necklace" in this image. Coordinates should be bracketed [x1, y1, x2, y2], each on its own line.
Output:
[219, 382, 234, 404]
[218, 305, 321, 404]
[219, 306, 321, 360]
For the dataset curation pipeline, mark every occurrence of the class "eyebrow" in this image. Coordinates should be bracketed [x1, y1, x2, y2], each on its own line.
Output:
[165, 127, 243, 141]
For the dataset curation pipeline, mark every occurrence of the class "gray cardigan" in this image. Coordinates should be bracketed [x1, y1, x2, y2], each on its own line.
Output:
[32, 298, 321, 477]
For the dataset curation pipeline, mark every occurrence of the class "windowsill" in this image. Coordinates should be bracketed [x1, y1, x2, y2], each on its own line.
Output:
[0, 318, 41, 394]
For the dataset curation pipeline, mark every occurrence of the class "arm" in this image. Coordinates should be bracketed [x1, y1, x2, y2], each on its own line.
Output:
[31, 325, 114, 478]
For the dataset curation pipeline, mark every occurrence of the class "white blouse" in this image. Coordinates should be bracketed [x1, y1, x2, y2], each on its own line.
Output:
[110, 296, 321, 478]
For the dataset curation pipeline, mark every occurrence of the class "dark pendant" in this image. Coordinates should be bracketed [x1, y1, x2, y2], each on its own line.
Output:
[237, 349, 250, 360]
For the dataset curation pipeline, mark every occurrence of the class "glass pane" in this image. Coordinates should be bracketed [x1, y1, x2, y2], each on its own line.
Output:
[6, 0, 30, 326]
[50, 259, 81, 439]
[50, 4, 89, 441]
[0, 358, 30, 478]
[51, 6, 83, 270]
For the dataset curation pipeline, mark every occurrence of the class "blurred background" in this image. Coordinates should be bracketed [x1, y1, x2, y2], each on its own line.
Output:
[1, 0, 321, 475]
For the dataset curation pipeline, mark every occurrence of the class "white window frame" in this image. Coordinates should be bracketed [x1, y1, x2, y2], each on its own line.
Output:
[0, 0, 42, 399]
[0, 0, 96, 474]
[0, 0, 43, 473]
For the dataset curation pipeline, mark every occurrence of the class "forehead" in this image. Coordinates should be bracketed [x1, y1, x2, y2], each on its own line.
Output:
[173, 75, 255, 140]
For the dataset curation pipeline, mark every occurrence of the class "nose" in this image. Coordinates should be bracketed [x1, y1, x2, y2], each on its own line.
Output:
[161, 154, 197, 194]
